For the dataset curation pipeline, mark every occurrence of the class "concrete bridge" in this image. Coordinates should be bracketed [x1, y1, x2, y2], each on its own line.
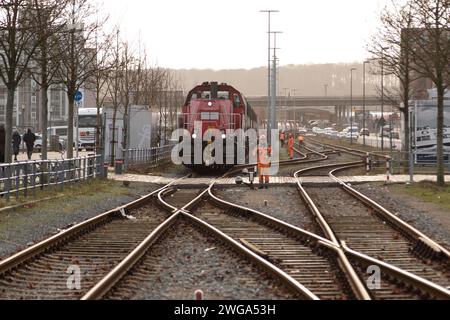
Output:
[247, 95, 398, 126]
[246, 95, 397, 108]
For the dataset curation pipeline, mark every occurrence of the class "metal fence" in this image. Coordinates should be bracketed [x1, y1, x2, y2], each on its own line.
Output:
[125, 144, 175, 169]
[0, 155, 102, 201]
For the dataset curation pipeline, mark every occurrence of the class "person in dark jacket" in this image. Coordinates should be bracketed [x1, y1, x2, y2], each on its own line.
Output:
[12, 130, 21, 161]
[23, 129, 36, 160]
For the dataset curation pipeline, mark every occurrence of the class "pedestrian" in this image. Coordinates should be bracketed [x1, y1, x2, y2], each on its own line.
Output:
[23, 129, 36, 160]
[253, 135, 272, 189]
[12, 130, 21, 161]
[288, 134, 295, 159]
[280, 131, 285, 148]
[297, 134, 305, 147]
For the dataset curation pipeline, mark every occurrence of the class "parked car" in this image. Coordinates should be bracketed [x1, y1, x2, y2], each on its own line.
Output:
[360, 128, 370, 136]
[34, 134, 65, 152]
[381, 128, 400, 139]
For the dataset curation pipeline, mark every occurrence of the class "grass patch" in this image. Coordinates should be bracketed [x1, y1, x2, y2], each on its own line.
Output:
[396, 181, 450, 211]
[0, 179, 129, 210]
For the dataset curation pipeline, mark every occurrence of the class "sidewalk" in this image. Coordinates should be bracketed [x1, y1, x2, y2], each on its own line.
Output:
[13, 151, 94, 162]
[109, 173, 450, 186]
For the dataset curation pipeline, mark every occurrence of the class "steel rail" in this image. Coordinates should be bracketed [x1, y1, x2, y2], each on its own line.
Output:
[293, 164, 371, 300]
[295, 158, 450, 298]
[208, 177, 372, 300]
[83, 178, 320, 300]
[341, 242, 450, 299]
[329, 166, 450, 260]
[0, 174, 191, 275]
[181, 211, 319, 300]
[81, 212, 180, 300]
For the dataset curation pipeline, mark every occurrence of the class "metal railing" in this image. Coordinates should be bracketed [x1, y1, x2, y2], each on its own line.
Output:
[125, 144, 175, 169]
[0, 155, 102, 201]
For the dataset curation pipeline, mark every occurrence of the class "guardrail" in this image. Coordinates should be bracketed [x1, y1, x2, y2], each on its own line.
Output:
[0, 155, 102, 201]
[125, 144, 175, 169]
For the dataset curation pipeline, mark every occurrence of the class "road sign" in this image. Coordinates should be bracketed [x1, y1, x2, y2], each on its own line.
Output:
[74, 91, 83, 102]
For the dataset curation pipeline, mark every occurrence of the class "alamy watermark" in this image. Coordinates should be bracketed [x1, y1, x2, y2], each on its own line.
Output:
[366, 265, 381, 290]
[67, 265, 82, 290]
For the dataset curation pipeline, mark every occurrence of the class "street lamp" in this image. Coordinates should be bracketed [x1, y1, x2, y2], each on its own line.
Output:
[363, 60, 371, 147]
[380, 46, 388, 150]
[350, 68, 357, 145]
[283, 88, 289, 130]
[292, 89, 298, 131]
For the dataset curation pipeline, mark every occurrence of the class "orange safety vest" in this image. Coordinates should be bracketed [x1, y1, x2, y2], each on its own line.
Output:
[257, 146, 272, 168]
[288, 137, 294, 149]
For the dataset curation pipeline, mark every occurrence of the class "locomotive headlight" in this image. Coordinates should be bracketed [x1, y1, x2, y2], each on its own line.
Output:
[221, 133, 226, 139]
[192, 133, 197, 139]
[208, 102, 213, 107]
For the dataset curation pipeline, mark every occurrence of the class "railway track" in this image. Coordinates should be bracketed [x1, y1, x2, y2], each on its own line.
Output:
[294, 142, 450, 299]
[0, 176, 190, 300]
[82, 178, 320, 300]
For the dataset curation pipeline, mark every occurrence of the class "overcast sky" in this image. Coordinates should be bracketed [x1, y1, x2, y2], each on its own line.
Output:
[102, 0, 395, 70]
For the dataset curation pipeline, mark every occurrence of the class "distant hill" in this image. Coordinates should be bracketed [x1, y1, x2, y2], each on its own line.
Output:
[173, 63, 398, 97]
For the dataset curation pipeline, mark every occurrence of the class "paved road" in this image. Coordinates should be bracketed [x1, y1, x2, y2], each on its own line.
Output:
[357, 135, 403, 150]
[15, 150, 95, 162]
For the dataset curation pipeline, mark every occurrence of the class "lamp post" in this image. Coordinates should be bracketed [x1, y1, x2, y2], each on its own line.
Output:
[260, 10, 279, 143]
[283, 88, 289, 131]
[292, 89, 298, 131]
[350, 68, 356, 145]
[380, 47, 388, 150]
[363, 61, 370, 147]
[21, 106, 26, 131]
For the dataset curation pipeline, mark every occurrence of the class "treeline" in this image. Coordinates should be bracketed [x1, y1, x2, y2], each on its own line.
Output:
[0, 0, 181, 163]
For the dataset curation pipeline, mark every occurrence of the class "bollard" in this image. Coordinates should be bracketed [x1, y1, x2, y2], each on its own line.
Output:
[102, 163, 109, 179]
[366, 153, 371, 175]
[386, 157, 391, 183]
[115, 160, 124, 175]
[195, 290, 204, 301]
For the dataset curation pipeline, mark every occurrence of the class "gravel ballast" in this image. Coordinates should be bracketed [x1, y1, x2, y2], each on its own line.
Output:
[0, 181, 161, 259]
[354, 183, 450, 248]
[107, 219, 301, 300]
[214, 186, 323, 236]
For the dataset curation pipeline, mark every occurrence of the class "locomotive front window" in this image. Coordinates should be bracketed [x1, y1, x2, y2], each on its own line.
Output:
[217, 91, 230, 100]
[201, 91, 212, 99]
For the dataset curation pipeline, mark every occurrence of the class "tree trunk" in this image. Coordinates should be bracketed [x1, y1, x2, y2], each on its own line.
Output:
[67, 95, 75, 159]
[4, 86, 15, 163]
[41, 84, 49, 160]
[436, 84, 445, 186]
[96, 103, 102, 155]
[111, 106, 117, 166]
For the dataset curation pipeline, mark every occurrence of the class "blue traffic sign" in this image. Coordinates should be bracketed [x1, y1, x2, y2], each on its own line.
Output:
[74, 91, 83, 102]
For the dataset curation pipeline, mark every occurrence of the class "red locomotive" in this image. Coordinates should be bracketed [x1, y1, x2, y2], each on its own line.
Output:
[179, 82, 258, 169]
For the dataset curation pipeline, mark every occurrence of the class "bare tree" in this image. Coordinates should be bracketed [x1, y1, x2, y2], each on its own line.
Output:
[0, 0, 45, 162]
[87, 26, 115, 154]
[407, 0, 449, 186]
[369, 2, 419, 157]
[55, 0, 106, 159]
[29, 0, 69, 161]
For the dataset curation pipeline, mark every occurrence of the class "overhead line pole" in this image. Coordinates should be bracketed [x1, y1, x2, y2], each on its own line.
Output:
[260, 10, 278, 144]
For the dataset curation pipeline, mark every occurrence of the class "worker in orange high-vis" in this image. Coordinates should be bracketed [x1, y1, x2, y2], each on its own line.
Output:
[288, 134, 295, 159]
[253, 135, 272, 189]
[280, 131, 286, 148]
[298, 134, 305, 146]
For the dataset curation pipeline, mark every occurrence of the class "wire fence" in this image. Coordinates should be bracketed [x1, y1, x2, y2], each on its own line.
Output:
[0, 155, 102, 201]
[125, 144, 175, 170]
